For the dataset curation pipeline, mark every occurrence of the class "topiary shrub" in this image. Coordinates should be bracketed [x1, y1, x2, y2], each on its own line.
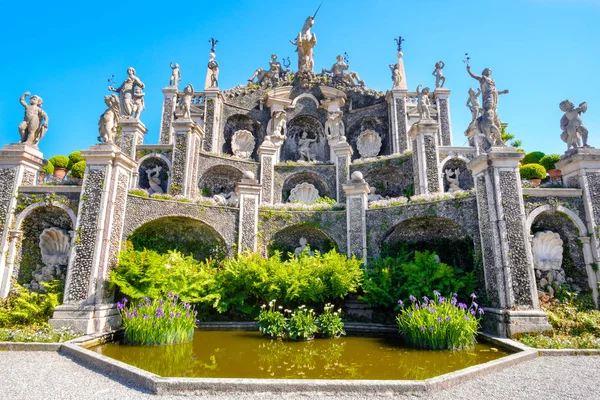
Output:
[519, 163, 546, 180]
[522, 151, 545, 165]
[67, 151, 85, 169]
[68, 160, 86, 179]
[41, 161, 54, 175]
[539, 154, 561, 171]
[49, 155, 70, 170]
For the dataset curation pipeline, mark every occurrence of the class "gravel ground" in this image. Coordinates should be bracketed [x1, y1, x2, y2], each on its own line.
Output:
[0, 351, 599, 400]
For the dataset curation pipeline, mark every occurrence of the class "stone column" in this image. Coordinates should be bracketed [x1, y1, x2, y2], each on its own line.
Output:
[468, 148, 552, 337]
[434, 87, 452, 146]
[0, 144, 44, 298]
[0, 230, 23, 298]
[387, 89, 409, 154]
[236, 172, 262, 253]
[118, 118, 147, 159]
[203, 88, 222, 153]
[258, 138, 278, 205]
[408, 120, 441, 195]
[50, 143, 137, 334]
[333, 138, 353, 203]
[343, 172, 369, 264]
[170, 119, 204, 197]
[159, 87, 178, 144]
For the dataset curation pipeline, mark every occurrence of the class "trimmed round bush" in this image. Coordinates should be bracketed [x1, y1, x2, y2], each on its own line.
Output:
[69, 160, 86, 179]
[539, 154, 561, 171]
[41, 161, 54, 175]
[49, 155, 70, 169]
[67, 151, 84, 169]
[519, 163, 546, 180]
[522, 151, 545, 165]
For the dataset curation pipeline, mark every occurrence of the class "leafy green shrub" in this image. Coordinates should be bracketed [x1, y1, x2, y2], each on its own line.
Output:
[128, 189, 149, 198]
[316, 303, 345, 338]
[117, 293, 196, 346]
[257, 300, 287, 338]
[0, 281, 62, 328]
[0, 326, 79, 343]
[48, 155, 70, 169]
[256, 302, 343, 340]
[539, 154, 561, 171]
[68, 160, 86, 179]
[287, 306, 318, 340]
[67, 151, 85, 169]
[396, 292, 482, 350]
[41, 161, 54, 175]
[314, 196, 337, 205]
[522, 151, 545, 165]
[519, 164, 546, 180]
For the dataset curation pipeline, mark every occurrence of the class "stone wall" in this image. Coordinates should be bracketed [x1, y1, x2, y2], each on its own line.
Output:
[351, 155, 413, 198]
[274, 164, 337, 203]
[197, 153, 259, 196]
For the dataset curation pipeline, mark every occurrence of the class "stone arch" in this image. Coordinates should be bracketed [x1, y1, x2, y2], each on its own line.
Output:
[347, 116, 389, 160]
[282, 115, 327, 162]
[127, 216, 227, 261]
[439, 157, 473, 192]
[137, 154, 171, 194]
[268, 223, 339, 257]
[15, 201, 77, 230]
[526, 205, 588, 236]
[291, 93, 320, 108]
[222, 114, 262, 160]
[198, 164, 244, 196]
[282, 171, 331, 202]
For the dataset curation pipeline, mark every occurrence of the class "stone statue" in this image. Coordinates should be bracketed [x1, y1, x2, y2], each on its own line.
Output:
[98, 94, 120, 143]
[18, 92, 48, 146]
[466, 88, 481, 122]
[294, 237, 314, 256]
[131, 87, 145, 119]
[560, 100, 589, 150]
[208, 53, 219, 88]
[416, 84, 432, 120]
[445, 168, 460, 193]
[178, 83, 194, 119]
[267, 110, 287, 139]
[169, 62, 181, 88]
[432, 61, 445, 88]
[108, 67, 145, 118]
[466, 66, 508, 113]
[298, 131, 317, 162]
[325, 111, 344, 140]
[322, 55, 364, 87]
[146, 166, 164, 194]
[290, 12, 318, 76]
[367, 186, 385, 202]
[389, 63, 402, 88]
[248, 54, 285, 85]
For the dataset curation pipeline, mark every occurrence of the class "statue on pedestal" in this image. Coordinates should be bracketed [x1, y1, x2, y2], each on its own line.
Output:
[432, 61, 445, 88]
[466, 88, 481, 122]
[146, 166, 164, 194]
[208, 53, 219, 88]
[325, 111, 344, 140]
[178, 84, 194, 119]
[267, 110, 287, 140]
[169, 62, 181, 88]
[131, 87, 145, 119]
[248, 54, 286, 85]
[389, 63, 402, 88]
[445, 168, 461, 193]
[108, 67, 145, 118]
[298, 131, 317, 162]
[322, 55, 364, 87]
[416, 84, 432, 121]
[18, 92, 48, 146]
[98, 94, 120, 144]
[560, 100, 589, 150]
[290, 7, 319, 81]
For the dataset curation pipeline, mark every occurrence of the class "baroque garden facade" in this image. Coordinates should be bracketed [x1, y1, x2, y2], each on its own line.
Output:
[0, 14, 598, 339]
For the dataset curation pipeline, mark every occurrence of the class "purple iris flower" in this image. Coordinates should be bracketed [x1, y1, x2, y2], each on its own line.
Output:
[464, 315, 470, 321]
[420, 326, 425, 332]
[451, 297, 458, 306]
[446, 316, 451, 321]
[437, 317, 443, 322]
[117, 302, 124, 311]
[409, 295, 417, 302]
[458, 303, 467, 310]
[397, 299, 404, 307]
[470, 293, 477, 299]
[143, 314, 149, 319]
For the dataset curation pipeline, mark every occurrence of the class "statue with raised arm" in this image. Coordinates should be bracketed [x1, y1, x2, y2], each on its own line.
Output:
[108, 67, 145, 117]
[416, 84, 432, 121]
[466, 88, 481, 122]
[322, 55, 364, 87]
[208, 54, 219, 88]
[432, 61, 445, 88]
[298, 131, 317, 162]
[466, 65, 508, 112]
[560, 100, 589, 150]
[248, 54, 283, 85]
[169, 62, 181, 88]
[98, 94, 120, 144]
[290, 6, 319, 75]
[18, 92, 48, 146]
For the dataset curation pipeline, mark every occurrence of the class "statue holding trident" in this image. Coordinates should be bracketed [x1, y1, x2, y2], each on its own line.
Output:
[290, 3, 321, 79]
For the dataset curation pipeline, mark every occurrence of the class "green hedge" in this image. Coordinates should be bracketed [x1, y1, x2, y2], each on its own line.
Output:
[522, 151, 545, 165]
[519, 163, 546, 180]
[48, 155, 70, 169]
[41, 161, 54, 175]
[539, 154, 561, 171]
[67, 151, 85, 169]
[69, 161, 86, 179]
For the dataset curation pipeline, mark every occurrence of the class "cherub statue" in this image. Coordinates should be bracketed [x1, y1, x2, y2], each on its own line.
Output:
[466, 88, 481, 122]
[416, 84, 432, 120]
[131, 87, 145, 119]
[169, 62, 181, 88]
[325, 111, 344, 140]
[18, 92, 48, 146]
[389, 63, 402, 88]
[294, 237, 314, 256]
[146, 166, 164, 194]
[178, 83, 194, 119]
[432, 61, 445, 88]
[108, 67, 145, 117]
[98, 94, 120, 144]
[208, 54, 219, 88]
[559, 100, 589, 150]
[445, 168, 461, 193]
[298, 131, 317, 162]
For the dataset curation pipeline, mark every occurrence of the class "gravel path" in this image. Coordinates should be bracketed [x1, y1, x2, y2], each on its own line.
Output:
[0, 351, 599, 399]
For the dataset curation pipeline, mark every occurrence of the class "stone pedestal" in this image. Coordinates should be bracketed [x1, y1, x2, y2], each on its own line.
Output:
[118, 118, 147, 159]
[236, 173, 262, 253]
[469, 148, 551, 336]
[408, 120, 441, 195]
[203, 88, 222, 153]
[159, 87, 178, 144]
[434, 87, 452, 146]
[343, 172, 369, 264]
[50, 143, 136, 333]
[258, 139, 278, 205]
[387, 89, 409, 154]
[170, 119, 204, 197]
[0, 144, 44, 298]
[333, 139, 353, 203]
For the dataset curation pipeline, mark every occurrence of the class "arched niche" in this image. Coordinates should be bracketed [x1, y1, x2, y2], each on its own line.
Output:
[198, 165, 244, 196]
[364, 165, 412, 198]
[440, 158, 473, 192]
[138, 155, 170, 194]
[222, 114, 262, 160]
[282, 171, 331, 202]
[281, 115, 327, 162]
[128, 216, 227, 262]
[269, 223, 338, 258]
[347, 116, 389, 160]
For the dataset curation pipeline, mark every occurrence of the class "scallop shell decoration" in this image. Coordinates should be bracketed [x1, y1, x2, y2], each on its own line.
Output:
[532, 231, 563, 271]
[39, 227, 71, 266]
[288, 182, 319, 204]
[356, 129, 382, 158]
[231, 130, 255, 159]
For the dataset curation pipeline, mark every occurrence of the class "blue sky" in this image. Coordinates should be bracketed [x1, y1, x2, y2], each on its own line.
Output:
[0, 0, 598, 158]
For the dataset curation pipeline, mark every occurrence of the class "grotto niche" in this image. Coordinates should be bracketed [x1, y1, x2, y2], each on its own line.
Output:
[128, 216, 227, 261]
[347, 116, 389, 160]
[198, 165, 244, 196]
[363, 164, 412, 198]
[281, 171, 332, 202]
[222, 114, 262, 160]
[138, 156, 170, 194]
[282, 115, 327, 162]
[441, 158, 473, 193]
[268, 224, 338, 259]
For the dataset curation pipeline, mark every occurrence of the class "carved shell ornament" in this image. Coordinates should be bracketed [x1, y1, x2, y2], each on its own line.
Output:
[288, 182, 320, 204]
[532, 231, 564, 271]
[231, 130, 255, 159]
[356, 129, 382, 158]
[39, 227, 71, 266]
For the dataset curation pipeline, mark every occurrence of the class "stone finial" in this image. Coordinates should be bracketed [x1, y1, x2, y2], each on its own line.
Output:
[351, 171, 363, 181]
[559, 100, 589, 150]
[243, 171, 255, 180]
[18, 92, 49, 146]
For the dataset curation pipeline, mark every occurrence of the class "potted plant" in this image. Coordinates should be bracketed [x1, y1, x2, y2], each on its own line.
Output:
[519, 163, 546, 186]
[540, 154, 562, 179]
[49, 155, 70, 179]
[522, 151, 545, 165]
[68, 160, 86, 181]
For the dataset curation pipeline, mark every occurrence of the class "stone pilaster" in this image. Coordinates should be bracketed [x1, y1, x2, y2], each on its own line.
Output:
[343, 172, 369, 264]
[468, 148, 551, 337]
[333, 139, 353, 203]
[159, 87, 178, 144]
[170, 119, 204, 197]
[258, 138, 278, 205]
[387, 89, 409, 154]
[236, 173, 261, 253]
[408, 120, 441, 195]
[50, 143, 137, 334]
[0, 144, 44, 298]
[118, 118, 147, 159]
[203, 88, 222, 153]
[434, 87, 452, 146]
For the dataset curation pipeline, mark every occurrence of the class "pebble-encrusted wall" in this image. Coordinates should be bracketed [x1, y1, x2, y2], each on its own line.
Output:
[0, 168, 17, 233]
[197, 154, 259, 195]
[350, 155, 413, 198]
[275, 164, 337, 203]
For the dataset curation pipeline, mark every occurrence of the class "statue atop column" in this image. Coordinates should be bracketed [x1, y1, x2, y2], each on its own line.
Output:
[290, 5, 320, 82]
[416, 84, 432, 121]
[18, 92, 49, 146]
[169, 62, 181, 88]
[98, 94, 120, 144]
[108, 67, 145, 118]
[205, 38, 220, 90]
[322, 54, 364, 87]
[248, 54, 287, 85]
[432, 61, 445, 88]
[560, 100, 589, 150]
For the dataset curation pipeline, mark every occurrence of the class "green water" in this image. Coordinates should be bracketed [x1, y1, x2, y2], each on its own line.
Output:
[92, 330, 511, 380]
